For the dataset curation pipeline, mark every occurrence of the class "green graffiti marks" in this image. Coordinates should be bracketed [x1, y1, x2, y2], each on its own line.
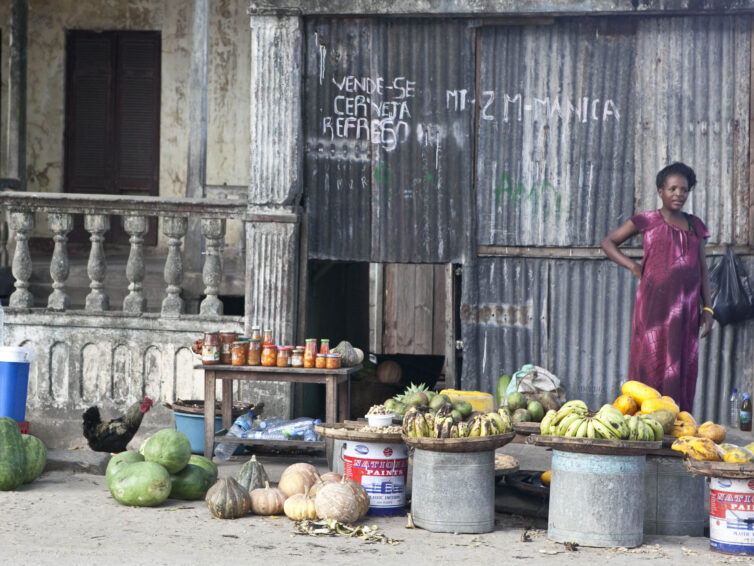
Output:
[493, 172, 561, 214]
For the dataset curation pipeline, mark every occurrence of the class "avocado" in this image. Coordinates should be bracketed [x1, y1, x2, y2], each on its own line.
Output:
[527, 401, 545, 422]
[452, 400, 473, 418]
[512, 408, 532, 423]
[507, 392, 527, 412]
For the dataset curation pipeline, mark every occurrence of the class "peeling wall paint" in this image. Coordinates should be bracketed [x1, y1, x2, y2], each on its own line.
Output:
[0, 0, 250, 244]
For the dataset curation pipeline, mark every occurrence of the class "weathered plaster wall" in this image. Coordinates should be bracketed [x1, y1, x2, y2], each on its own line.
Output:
[0, 0, 250, 243]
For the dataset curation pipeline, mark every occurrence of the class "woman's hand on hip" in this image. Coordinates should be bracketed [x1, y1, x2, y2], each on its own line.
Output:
[630, 262, 642, 280]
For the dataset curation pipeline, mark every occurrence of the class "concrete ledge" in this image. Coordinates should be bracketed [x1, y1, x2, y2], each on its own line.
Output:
[44, 448, 110, 476]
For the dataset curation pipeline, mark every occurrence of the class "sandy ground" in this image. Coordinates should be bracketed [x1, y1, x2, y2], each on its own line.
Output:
[2, 452, 754, 566]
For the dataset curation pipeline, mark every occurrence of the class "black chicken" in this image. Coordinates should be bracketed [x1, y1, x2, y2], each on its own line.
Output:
[82, 397, 153, 453]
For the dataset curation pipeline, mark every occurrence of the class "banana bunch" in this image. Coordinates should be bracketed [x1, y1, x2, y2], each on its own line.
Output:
[402, 404, 515, 439]
[402, 407, 432, 437]
[468, 413, 499, 437]
[540, 401, 661, 441]
[624, 413, 664, 441]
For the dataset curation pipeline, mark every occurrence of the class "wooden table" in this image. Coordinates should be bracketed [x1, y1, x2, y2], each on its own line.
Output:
[199, 364, 362, 458]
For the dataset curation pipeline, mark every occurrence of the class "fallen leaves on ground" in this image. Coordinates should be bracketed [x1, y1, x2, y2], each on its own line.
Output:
[293, 519, 402, 545]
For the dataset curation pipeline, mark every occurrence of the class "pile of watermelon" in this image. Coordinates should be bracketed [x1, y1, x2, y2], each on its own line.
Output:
[107, 429, 218, 507]
[0, 416, 47, 490]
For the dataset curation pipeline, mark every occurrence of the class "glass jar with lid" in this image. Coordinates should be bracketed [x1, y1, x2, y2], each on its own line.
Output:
[218, 331, 238, 365]
[250, 326, 262, 341]
[325, 353, 341, 369]
[247, 338, 262, 366]
[276, 346, 291, 368]
[231, 341, 248, 366]
[262, 329, 274, 347]
[202, 332, 220, 365]
[319, 339, 330, 355]
[261, 344, 277, 367]
[291, 348, 304, 368]
[315, 353, 327, 369]
[303, 339, 317, 368]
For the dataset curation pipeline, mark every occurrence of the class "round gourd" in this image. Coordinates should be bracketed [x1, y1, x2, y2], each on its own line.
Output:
[234, 454, 269, 492]
[106, 450, 145, 484]
[188, 454, 218, 485]
[142, 429, 192, 474]
[342, 477, 370, 518]
[109, 461, 172, 507]
[249, 481, 286, 515]
[205, 477, 251, 519]
[170, 464, 214, 500]
[314, 481, 359, 524]
[283, 489, 317, 521]
[278, 463, 320, 497]
[320, 471, 342, 483]
[21, 434, 47, 484]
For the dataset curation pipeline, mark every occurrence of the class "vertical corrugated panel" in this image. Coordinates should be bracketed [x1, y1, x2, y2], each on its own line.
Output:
[303, 18, 474, 262]
[304, 18, 373, 260]
[460, 258, 548, 395]
[249, 16, 302, 205]
[476, 18, 637, 246]
[547, 260, 637, 411]
[370, 19, 474, 263]
[246, 222, 299, 345]
[635, 16, 750, 246]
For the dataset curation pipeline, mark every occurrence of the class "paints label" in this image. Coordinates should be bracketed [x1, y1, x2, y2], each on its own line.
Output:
[710, 477, 754, 554]
[344, 442, 407, 515]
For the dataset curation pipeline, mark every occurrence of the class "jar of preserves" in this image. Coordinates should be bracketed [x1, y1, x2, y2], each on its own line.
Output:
[262, 329, 274, 347]
[231, 341, 248, 366]
[247, 338, 262, 366]
[261, 344, 277, 367]
[202, 332, 220, 365]
[250, 327, 262, 341]
[291, 348, 304, 368]
[218, 331, 238, 365]
[276, 346, 291, 367]
[315, 353, 327, 369]
[303, 339, 317, 368]
[325, 353, 341, 369]
[319, 339, 330, 355]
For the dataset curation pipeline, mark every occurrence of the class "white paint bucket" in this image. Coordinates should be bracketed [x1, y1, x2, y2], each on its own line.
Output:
[710, 477, 754, 554]
[343, 441, 408, 516]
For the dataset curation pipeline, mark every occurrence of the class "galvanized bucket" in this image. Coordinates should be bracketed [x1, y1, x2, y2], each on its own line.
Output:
[548, 450, 645, 548]
[411, 448, 495, 533]
[644, 455, 705, 536]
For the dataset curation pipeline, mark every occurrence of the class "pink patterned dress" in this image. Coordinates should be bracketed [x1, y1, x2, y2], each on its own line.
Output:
[628, 210, 710, 412]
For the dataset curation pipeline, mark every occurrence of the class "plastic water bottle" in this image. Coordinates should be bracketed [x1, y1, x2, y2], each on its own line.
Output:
[249, 418, 322, 441]
[259, 417, 286, 430]
[276, 417, 322, 437]
[728, 388, 738, 427]
[248, 429, 289, 440]
[214, 411, 254, 461]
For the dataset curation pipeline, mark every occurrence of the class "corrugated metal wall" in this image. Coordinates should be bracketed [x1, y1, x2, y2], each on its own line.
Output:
[301, 14, 753, 422]
[303, 18, 475, 262]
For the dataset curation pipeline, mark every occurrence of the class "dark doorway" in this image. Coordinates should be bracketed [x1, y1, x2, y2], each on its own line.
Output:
[64, 30, 161, 245]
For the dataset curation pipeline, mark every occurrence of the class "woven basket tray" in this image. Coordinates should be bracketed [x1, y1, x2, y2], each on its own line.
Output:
[315, 421, 403, 443]
[402, 431, 516, 453]
[527, 434, 662, 456]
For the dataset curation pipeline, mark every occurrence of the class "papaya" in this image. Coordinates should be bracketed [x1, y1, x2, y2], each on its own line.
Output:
[641, 398, 680, 416]
[621, 380, 661, 406]
[677, 411, 697, 427]
[650, 409, 676, 433]
[686, 437, 723, 462]
[613, 394, 639, 415]
[745, 442, 754, 454]
[670, 421, 697, 438]
[697, 421, 726, 444]
[671, 436, 695, 454]
[719, 443, 740, 454]
[723, 448, 754, 464]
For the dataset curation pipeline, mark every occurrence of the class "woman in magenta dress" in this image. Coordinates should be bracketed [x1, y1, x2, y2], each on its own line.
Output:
[601, 162, 713, 411]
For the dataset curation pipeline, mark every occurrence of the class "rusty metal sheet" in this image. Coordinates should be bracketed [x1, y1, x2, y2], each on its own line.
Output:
[475, 18, 637, 247]
[303, 18, 475, 262]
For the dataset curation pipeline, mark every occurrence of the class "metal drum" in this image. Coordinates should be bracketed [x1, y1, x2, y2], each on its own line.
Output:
[548, 450, 645, 548]
[411, 448, 495, 533]
[644, 455, 706, 536]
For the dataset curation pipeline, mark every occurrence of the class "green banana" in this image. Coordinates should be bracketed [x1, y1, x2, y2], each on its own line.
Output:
[556, 413, 582, 436]
[564, 417, 584, 437]
[627, 415, 639, 440]
[575, 418, 590, 438]
[457, 422, 470, 438]
[487, 412, 506, 434]
[540, 409, 557, 435]
[479, 417, 495, 437]
[596, 409, 629, 439]
[550, 407, 577, 428]
[586, 418, 596, 439]
[560, 400, 589, 413]
[592, 417, 617, 439]
[639, 415, 665, 441]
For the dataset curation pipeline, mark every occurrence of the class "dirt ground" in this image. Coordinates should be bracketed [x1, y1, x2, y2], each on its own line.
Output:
[2, 455, 754, 566]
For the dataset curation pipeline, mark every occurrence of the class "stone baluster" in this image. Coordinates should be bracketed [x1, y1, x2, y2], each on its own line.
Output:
[47, 212, 73, 310]
[84, 214, 110, 311]
[161, 216, 188, 317]
[199, 218, 225, 316]
[0, 219, 9, 267]
[8, 210, 34, 308]
[123, 215, 148, 313]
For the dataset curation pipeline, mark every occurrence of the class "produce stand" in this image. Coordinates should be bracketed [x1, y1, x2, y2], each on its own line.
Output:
[197, 363, 361, 459]
[403, 432, 516, 533]
[315, 421, 402, 443]
[528, 434, 662, 548]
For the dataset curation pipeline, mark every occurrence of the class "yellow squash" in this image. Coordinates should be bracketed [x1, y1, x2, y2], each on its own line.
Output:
[676, 411, 698, 427]
[621, 381, 661, 406]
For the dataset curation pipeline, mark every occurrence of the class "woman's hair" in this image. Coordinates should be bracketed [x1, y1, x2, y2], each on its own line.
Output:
[656, 162, 697, 190]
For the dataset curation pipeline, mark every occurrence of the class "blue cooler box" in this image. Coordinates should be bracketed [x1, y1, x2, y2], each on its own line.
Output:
[0, 346, 34, 422]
